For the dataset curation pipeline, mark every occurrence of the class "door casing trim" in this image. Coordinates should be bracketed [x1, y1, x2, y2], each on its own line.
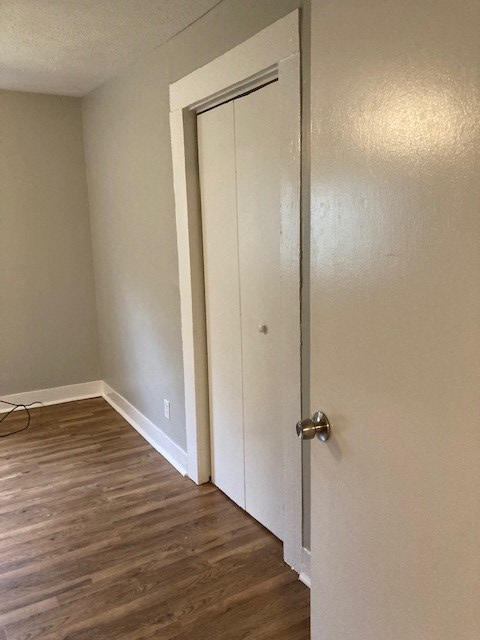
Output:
[169, 10, 302, 571]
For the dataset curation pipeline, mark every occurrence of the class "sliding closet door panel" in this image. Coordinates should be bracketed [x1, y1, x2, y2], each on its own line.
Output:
[234, 83, 284, 540]
[197, 104, 245, 509]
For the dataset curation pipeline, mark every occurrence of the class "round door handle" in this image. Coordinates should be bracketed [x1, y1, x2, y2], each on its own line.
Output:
[296, 412, 331, 442]
[258, 324, 268, 334]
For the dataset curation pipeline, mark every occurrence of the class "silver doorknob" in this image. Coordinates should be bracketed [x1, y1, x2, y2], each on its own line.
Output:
[296, 412, 331, 442]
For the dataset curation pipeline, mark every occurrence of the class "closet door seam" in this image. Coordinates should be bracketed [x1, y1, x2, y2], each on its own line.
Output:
[232, 99, 247, 506]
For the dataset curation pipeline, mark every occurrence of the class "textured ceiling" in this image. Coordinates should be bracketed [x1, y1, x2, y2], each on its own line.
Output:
[0, 0, 222, 96]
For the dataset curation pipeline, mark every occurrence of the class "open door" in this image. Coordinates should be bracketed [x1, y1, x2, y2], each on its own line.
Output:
[305, 1, 479, 638]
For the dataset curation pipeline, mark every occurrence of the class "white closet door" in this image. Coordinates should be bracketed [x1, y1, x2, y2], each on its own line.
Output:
[197, 103, 245, 509]
[198, 82, 284, 540]
[235, 82, 284, 540]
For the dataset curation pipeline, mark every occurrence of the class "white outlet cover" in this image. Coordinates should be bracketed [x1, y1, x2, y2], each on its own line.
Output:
[164, 399, 170, 420]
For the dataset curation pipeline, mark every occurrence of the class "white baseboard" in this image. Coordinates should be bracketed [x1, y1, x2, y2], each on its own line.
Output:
[1, 380, 188, 478]
[0, 380, 103, 413]
[299, 547, 311, 588]
[102, 383, 187, 477]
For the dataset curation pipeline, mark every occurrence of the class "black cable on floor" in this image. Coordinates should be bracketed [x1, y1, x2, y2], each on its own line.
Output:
[0, 400, 43, 437]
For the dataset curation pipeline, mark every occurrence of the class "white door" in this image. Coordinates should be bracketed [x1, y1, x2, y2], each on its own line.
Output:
[197, 82, 285, 540]
[308, 0, 480, 637]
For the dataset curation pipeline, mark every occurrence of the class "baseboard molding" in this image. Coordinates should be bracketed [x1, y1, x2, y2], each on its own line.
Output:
[0, 381, 103, 413]
[102, 383, 188, 477]
[1, 380, 188, 478]
[299, 548, 311, 588]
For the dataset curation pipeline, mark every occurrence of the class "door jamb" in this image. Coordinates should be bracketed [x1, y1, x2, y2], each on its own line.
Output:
[169, 10, 303, 572]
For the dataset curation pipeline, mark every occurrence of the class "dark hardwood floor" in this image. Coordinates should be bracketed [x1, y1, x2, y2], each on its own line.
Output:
[0, 398, 310, 639]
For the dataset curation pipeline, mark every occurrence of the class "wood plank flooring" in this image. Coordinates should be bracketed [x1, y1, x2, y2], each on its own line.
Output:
[0, 398, 310, 639]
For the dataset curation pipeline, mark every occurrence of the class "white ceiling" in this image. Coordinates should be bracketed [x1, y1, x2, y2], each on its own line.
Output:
[0, 0, 222, 97]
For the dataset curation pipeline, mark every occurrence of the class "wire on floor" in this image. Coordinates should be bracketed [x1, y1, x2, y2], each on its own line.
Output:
[0, 400, 43, 438]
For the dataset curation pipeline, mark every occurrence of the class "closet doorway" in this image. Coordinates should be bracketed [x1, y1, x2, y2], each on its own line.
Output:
[169, 10, 304, 573]
[197, 81, 285, 538]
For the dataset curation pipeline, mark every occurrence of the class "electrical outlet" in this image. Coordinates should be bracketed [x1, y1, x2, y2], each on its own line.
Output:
[164, 399, 170, 420]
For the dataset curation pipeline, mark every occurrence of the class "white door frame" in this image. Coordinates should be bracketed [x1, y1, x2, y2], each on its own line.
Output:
[169, 11, 303, 572]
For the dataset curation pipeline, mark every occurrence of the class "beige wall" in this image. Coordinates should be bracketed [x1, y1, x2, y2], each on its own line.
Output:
[82, 0, 308, 451]
[0, 90, 100, 395]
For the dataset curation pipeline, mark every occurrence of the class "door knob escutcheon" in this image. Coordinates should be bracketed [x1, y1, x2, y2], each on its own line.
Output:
[296, 412, 331, 442]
